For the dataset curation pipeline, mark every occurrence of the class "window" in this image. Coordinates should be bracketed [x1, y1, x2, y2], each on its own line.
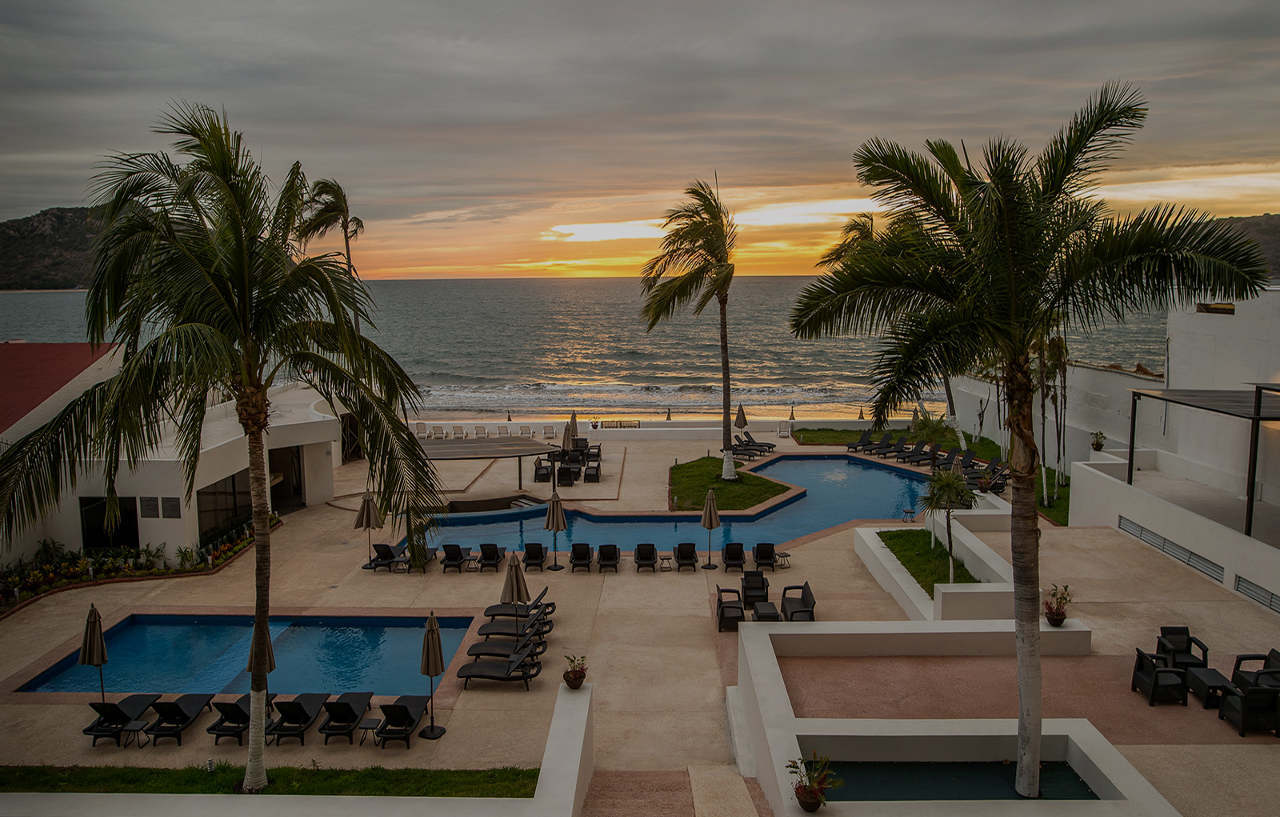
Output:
[197, 469, 252, 543]
[139, 497, 160, 518]
[79, 497, 140, 553]
[161, 497, 182, 518]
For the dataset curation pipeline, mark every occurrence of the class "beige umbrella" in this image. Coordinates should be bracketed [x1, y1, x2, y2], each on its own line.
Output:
[700, 489, 721, 570]
[735, 404, 748, 429]
[246, 626, 276, 675]
[788, 404, 796, 421]
[567, 411, 579, 441]
[561, 422, 574, 459]
[78, 604, 107, 702]
[501, 559, 531, 606]
[545, 491, 567, 571]
[419, 611, 446, 740]
[354, 492, 385, 563]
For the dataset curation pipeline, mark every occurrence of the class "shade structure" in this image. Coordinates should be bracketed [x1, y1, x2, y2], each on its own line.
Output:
[354, 492, 385, 562]
[419, 611, 446, 739]
[544, 491, 568, 571]
[561, 423, 573, 458]
[500, 559, 531, 606]
[788, 404, 796, 421]
[700, 489, 720, 570]
[567, 411, 579, 441]
[78, 604, 107, 702]
[735, 404, 748, 429]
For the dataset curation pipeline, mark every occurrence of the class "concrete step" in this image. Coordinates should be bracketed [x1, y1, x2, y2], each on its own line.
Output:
[689, 764, 766, 817]
[580, 770, 694, 817]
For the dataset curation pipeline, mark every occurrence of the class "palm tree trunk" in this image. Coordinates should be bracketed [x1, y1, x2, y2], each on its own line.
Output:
[1006, 359, 1043, 798]
[241, 414, 272, 792]
[343, 219, 360, 335]
[945, 508, 955, 584]
[942, 375, 956, 419]
[1038, 345, 1049, 507]
[717, 293, 732, 454]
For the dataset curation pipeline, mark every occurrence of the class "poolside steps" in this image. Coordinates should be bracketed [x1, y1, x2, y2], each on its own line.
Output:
[510, 497, 541, 508]
[581, 770, 694, 817]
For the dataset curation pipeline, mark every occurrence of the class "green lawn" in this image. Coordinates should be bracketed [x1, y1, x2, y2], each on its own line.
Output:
[877, 529, 978, 598]
[0, 765, 539, 796]
[669, 456, 790, 511]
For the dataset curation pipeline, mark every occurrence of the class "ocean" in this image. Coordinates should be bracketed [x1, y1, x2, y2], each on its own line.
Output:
[0, 277, 1166, 419]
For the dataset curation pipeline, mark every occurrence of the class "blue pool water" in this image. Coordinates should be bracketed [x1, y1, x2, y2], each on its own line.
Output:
[21, 614, 470, 696]
[426, 455, 925, 552]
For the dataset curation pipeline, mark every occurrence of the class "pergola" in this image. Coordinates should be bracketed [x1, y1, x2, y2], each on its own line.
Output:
[417, 436, 560, 490]
[1127, 383, 1280, 536]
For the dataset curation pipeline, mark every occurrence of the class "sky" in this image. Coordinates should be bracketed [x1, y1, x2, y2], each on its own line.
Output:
[2, 0, 1279, 279]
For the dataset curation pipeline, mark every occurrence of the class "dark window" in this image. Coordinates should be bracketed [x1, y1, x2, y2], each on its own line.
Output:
[340, 413, 363, 464]
[139, 497, 160, 518]
[79, 497, 139, 552]
[161, 497, 182, 518]
[269, 446, 306, 515]
[197, 469, 252, 542]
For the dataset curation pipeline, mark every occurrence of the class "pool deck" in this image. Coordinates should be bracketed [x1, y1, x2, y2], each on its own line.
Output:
[1, 431, 1278, 817]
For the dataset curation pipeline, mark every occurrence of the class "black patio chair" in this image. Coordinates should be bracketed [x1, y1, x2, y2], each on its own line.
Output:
[467, 629, 548, 662]
[722, 542, 745, 573]
[569, 542, 593, 572]
[1231, 648, 1280, 690]
[744, 431, 776, 452]
[533, 458, 553, 483]
[457, 644, 543, 690]
[486, 586, 552, 619]
[634, 543, 658, 572]
[373, 695, 430, 748]
[845, 430, 873, 452]
[1219, 685, 1280, 736]
[1156, 626, 1209, 670]
[931, 450, 957, 471]
[865, 433, 899, 455]
[478, 543, 507, 572]
[717, 586, 745, 632]
[266, 693, 329, 745]
[144, 694, 214, 746]
[83, 694, 160, 747]
[557, 465, 576, 486]
[742, 570, 770, 606]
[441, 544, 470, 573]
[781, 581, 817, 621]
[478, 607, 552, 641]
[318, 692, 374, 745]
[363, 542, 409, 572]
[735, 434, 771, 454]
[598, 544, 620, 573]
[878, 439, 907, 459]
[523, 542, 546, 571]
[753, 542, 777, 571]
[207, 693, 277, 745]
[895, 440, 927, 462]
[1130, 649, 1187, 706]
[674, 542, 698, 572]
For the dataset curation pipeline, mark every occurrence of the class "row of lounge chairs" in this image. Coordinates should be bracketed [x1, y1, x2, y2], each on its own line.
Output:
[846, 431, 1009, 492]
[725, 431, 778, 460]
[414, 424, 563, 440]
[456, 587, 558, 690]
[366, 541, 784, 575]
[84, 691, 434, 748]
[1131, 626, 1280, 737]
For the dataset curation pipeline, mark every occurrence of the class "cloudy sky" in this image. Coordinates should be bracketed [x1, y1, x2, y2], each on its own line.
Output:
[3, 0, 1279, 278]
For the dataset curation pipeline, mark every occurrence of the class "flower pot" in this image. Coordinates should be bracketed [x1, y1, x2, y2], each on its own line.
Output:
[795, 787, 823, 812]
[563, 670, 585, 690]
[1091, 442, 1104, 451]
[1045, 610, 1066, 627]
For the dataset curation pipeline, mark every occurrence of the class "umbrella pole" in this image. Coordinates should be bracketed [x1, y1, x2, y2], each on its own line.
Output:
[98, 666, 104, 703]
[702, 529, 718, 570]
[547, 531, 564, 571]
[421, 671, 445, 739]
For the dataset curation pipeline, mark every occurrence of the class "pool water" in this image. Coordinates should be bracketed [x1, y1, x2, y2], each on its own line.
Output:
[826, 761, 1098, 801]
[427, 455, 925, 552]
[21, 614, 470, 696]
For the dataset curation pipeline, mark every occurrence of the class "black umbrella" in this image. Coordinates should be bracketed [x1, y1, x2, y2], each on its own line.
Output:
[419, 611, 446, 739]
[78, 604, 107, 702]
[545, 491, 567, 571]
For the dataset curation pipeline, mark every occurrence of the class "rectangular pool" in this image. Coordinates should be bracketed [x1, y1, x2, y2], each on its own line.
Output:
[20, 614, 471, 696]
[826, 761, 1098, 801]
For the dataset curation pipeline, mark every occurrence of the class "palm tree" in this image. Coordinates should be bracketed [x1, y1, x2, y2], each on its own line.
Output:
[911, 411, 953, 469]
[642, 180, 739, 465]
[791, 82, 1266, 796]
[298, 178, 365, 331]
[0, 102, 442, 792]
[921, 468, 974, 583]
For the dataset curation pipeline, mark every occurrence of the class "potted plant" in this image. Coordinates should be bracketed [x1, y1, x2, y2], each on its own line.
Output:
[563, 654, 587, 689]
[976, 474, 992, 493]
[786, 752, 842, 812]
[1043, 583, 1071, 627]
[1090, 430, 1106, 451]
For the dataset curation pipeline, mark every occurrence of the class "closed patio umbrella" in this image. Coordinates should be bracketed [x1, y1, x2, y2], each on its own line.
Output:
[735, 404, 748, 429]
[354, 491, 385, 563]
[419, 611, 446, 740]
[700, 489, 720, 571]
[545, 491, 567, 571]
[78, 603, 107, 702]
[788, 404, 796, 421]
[567, 411, 579, 441]
[501, 559, 531, 607]
[561, 422, 574, 460]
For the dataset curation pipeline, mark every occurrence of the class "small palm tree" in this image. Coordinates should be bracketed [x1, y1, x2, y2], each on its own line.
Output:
[298, 178, 365, 330]
[0, 103, 441, 792]
[791, 82, 1266, 796]
[921, 468, 974, 583]
[642, 180, 739, 460]
[911, 411, 953, 469]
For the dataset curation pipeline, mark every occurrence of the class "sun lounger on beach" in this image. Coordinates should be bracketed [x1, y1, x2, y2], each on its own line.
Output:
[145, 694, 214, 746]
[373, 695, 430, 748]
[520, 425, 533, 437]
[474, 425, 488, 439]
[496, 426, 510, 437]
[413, 422, 428, 439]
[430, 425, 446, 439]
[267, 693, 329, 745]
[543, 425, 556, 439]
[318, 692, 374, 744]
[207, 693, 277, 745]
[83, 694, 161, 747]
[452, 425, 467, 438]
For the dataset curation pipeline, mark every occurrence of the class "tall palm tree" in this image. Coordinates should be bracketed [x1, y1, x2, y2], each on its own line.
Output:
[921, 468, 974, 583]
[791, 82, 1266, 796]
[642, 180, 739, 461]
[0, 102, 441, 792]
[298, 178, 365, 330]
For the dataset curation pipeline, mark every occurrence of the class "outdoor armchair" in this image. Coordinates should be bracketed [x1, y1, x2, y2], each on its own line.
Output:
[1130, 649, 1187, 706]
[1156, 626, 1209, 670]
[781, 581, 817, 621]
[717, 586, 745, 632]
[741, 570, 770, 606]
[1231, 649, 1280, 690]
[674, 542, 699, 571]
[1219, 685, 1280, 736]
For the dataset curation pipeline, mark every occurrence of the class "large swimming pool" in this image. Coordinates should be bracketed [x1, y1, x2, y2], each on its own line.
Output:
[426, 455, 925, 552]
[21, 614, 470, 696]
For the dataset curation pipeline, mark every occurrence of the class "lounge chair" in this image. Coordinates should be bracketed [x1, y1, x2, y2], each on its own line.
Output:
[1130, 649, 1187, 706]
[723, 542, 745, 573]
[83, 694, 161, 747]
[267, 693, 329, 745]
[570, 542, 593, 572]
[725, 444, 758, 461]
[597, 544, 620, 573]
[753, 542, 777, 571]
[441, 544, 471, 573]
[717, 586, 745, 632]
[895, 440, 927, 462]
[878, 439, 907, 459]
[207, 693, 277, 745]
[931, 450, 957, 471]
[430, 425, 446, 439]
[674, 542, 698, 572]
[543, 425, 556, 439]
[584, 463, 601, 483]
[523, 542, 546, 571]
[742, 570, 770, 606]
[478, 543, 507, 572]
[520, 425, 533, 437]
[1231, 649, 1280, 690]
[634, 543, 658, 572]
[144, 694, 214, 746]
[1156, 626, 1209, 671]
[735, 434, 771, 454]
[373, 695, 430, 748]
[781, 581, 817, 621]
[457, 643, 542, 690]
[452, 425, 467, 439]
[363, 542, 409, 573]
[955, 450, 976, 471]
[865, 433, 898, 455]
[479, 607, 553, 640]
[467, 630, 547, 662]
[473, 425, 488, 439]
[533, 458, 553, 483]
[486, 586, 553, 619]
[318, 692, 374, 744]
[414, 422, 428, 439]
[744, 431, 776, 452]
[904, 443, 939, 464]
[496, 426, 510, 438]
[845, 430, 873, 452]
[1219, 685, 1280, 736]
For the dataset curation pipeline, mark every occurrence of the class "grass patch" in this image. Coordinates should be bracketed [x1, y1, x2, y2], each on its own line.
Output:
[0, 764, 539, 796]
[669, 456, 789, 511]
[877, 529, 978, 598]
[1035, 465, 1070, 526]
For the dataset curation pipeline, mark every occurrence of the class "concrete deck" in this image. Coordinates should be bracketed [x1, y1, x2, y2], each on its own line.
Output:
[1132, 470, 1280, 548]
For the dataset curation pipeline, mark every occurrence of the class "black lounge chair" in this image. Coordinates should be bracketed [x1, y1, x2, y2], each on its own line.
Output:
[570, 542, 593, 572]
[441, 544, 471, 573]
[364, 542, 409, 572]
[318, 692, 374, 744]
[634, 543, 658, 572]
[674, 542, 698, 572]
[781, 581, 817, 621]
[586, 444, 602, 462]
[744, 431, 776, 452]
[486, 586, 554, 619]
[557, 465, 577, 486]
[753, 542, 777, 571]
[467, 630, 547, 662]
[266, 693, 329, 745]
[878, 439, 907, 459]
[584, 463, 601, 483]
[533, 458, 553, 483]
[373, 695, 430, 748]
[895, 440, 927, 462]
[717, 586, 745, 632]
[144, 694, 214, 746]
[478, 543, 507, 572]
[723, 542, 745, 573]
[1156, 626, 1209, 671]
[845, 430, 873, 452]
[1131, 649, 1187, 706]
[522, 542, 546, 571]
[1231, 649, 1280, 690]
[457, 644, 542, 690]
[207, 693, 277, 745]
[598, 544, 620, 573]
[83, 694, 161, 747]
[954, 450, 976, 471]
[905, 445, 942, 465]
[479, 607, 553, 640]
[735, 435, 771, 454]
[742, 570, 770, 606]
[865, 433, 898, 455]
[1219, 685, 1280, 736]
[931, 450, 957, 471]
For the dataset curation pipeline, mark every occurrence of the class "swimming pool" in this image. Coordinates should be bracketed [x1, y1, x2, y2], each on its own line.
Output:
[425, 455, 925, 552]
[21, 614, 470, 696]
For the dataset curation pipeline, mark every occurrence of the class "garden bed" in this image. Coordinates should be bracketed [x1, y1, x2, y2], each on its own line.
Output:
[877, 529, 978, 598]
[668, 456, 789, 510]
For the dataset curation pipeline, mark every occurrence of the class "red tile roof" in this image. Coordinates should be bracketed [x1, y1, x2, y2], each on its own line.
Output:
[0, 343, 114, 434]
